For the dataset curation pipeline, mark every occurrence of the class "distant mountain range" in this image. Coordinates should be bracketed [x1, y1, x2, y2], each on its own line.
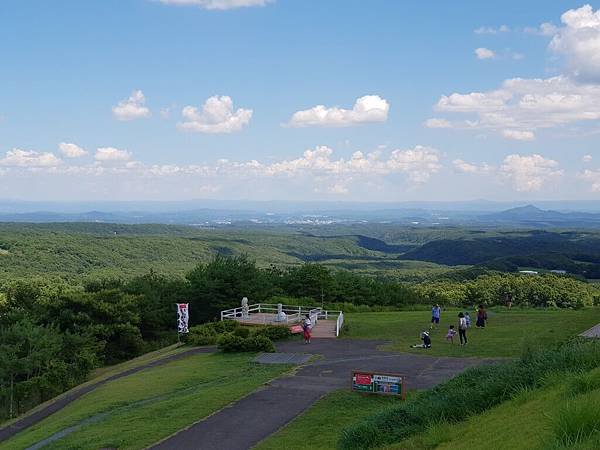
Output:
[478, 205, 600, 227]
[1, 201, 600, 228]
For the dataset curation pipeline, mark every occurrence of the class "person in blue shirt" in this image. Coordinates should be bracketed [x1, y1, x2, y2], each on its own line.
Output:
[430, 304, 442, 330]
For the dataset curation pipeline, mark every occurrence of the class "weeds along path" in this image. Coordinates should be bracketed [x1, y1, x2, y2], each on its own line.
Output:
[151, 339, 501, 450]
[0, 346, 217, 443]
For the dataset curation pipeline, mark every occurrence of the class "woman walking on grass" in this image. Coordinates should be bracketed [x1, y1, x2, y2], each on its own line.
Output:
[458, 312, 468, 346]
[476, 304, 487, 328]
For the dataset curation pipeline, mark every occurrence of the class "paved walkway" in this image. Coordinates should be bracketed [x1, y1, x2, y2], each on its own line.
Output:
[151, 339, 500, 450]
[0, 346, 216, 443]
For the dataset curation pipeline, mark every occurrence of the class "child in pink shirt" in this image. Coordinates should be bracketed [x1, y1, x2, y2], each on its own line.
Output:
[446, 325, 457, 344]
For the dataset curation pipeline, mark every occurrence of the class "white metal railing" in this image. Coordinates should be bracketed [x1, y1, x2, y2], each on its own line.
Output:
[220, 303, 343, 329]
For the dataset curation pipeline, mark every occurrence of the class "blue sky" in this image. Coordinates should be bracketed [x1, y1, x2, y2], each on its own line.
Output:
[1, 0, 599, 201]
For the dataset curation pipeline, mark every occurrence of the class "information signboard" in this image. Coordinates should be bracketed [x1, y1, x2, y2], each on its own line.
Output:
[351, 371, 406, 399]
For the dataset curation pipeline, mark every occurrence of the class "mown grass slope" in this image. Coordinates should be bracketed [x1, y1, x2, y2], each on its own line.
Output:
[3, 353, 289, 450]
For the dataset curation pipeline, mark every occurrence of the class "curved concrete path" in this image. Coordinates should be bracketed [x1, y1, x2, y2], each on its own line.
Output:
[0, 346, 216, 443]
[151, 339, 500, 450]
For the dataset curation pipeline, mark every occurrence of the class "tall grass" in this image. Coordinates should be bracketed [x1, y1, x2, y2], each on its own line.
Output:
[339, 339, 600, 450]
[565, 369, 600, 396]
[550, 397, 600, 446]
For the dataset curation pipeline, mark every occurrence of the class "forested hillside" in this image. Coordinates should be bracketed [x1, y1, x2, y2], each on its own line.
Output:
[3, 224, 600, 281]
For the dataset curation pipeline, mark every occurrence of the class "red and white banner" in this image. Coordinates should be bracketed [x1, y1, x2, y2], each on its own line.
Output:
[176, 303, 189, 333]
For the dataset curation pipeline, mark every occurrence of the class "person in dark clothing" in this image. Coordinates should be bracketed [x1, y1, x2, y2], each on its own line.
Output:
[411, 331, 432, 348]
[476, 304, 487, 328]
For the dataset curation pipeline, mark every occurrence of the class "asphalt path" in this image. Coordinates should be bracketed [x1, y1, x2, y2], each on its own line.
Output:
[151, 339, 500, 450]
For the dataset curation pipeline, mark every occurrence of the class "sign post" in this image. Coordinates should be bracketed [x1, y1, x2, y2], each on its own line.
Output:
[351, 371, 406, 399]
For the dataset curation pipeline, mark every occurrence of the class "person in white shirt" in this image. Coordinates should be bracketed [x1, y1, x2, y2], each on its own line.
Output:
[302, 314, 312, 344]
[458, 312, 468, 346]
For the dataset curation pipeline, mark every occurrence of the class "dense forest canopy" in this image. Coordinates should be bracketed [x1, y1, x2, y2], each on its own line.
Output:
[2, 223, 600, 282]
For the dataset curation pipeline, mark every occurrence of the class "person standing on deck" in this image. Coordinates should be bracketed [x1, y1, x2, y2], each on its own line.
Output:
[302, 314, 312, 344]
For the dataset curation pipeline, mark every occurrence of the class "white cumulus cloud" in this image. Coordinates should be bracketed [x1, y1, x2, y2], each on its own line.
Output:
[583, 154, 593, 162]
[452, 159, 493, 175]
[59, 142, 88, 158]
[579, 169, 600, 191]
[157, 0, 273, 10]
[475, 47, 496, 59]
[502, 129, 536, 141]
[0, 149, 61, 167]
[95, 147, 132, 162]
[474, 25, 510, 34]
[112, 90, 151, 121]
[424, 118, 451, 128]
[386, 146, 442, 183]
[500, 154, 563, 192]
[287, 95, 389, 128]
[429, 76, 600, 137]
[178, 96, 252, 133]
[549, 4, 600, 82]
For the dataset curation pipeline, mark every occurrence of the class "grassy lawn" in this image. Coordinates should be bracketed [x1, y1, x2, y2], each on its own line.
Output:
[255, 390, 399, 450]
[343, 308, 600, 358]
[390, 368, 600, 450]
[3, 353, 289, 450]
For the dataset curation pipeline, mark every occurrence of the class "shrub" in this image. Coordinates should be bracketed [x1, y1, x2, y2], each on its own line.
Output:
[210, 320, 239, 333]
[233, 327, 251, 338]
[217, 333, 247, 352]
[243, 335, 276, 353]
[186, 320, 245, 346]
[217, 333, 276, 353]
[252, 325, 291, 341]
[187, 325, 218, 346]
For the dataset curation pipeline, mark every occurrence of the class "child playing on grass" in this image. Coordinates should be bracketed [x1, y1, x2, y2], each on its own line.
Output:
[465, 312, 471, 328]
[446, 325, 457, 344]
[410, 331, 431, 349]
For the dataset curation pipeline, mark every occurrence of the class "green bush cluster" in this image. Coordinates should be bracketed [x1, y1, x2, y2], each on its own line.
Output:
[416, 273, 599, 308]
[186, 320, 240, 346]
[217, 334, 275, 353]
[339, 339, 600, 450]
[187, 321, 290, 352]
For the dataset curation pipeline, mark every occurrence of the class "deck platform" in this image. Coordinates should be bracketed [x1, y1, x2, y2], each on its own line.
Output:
[234, 313, 295, 326]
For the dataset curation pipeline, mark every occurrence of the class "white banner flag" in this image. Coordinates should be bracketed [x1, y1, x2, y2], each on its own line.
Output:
[177, 303, 189, 334]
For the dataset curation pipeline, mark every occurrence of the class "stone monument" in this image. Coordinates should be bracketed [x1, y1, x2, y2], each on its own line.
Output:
[275, 303, 287, 322]
[241, 297, 249, 319]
